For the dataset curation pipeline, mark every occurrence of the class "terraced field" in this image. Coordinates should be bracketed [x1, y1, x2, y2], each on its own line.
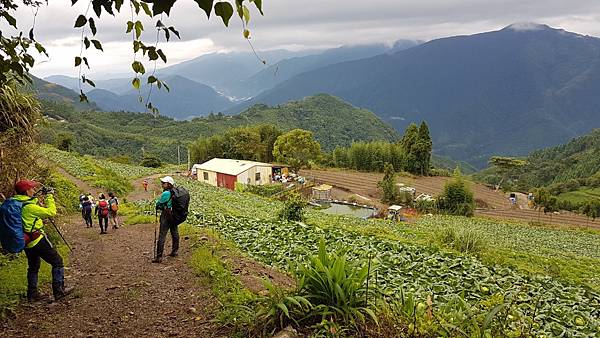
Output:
[302, 169, 597, 228]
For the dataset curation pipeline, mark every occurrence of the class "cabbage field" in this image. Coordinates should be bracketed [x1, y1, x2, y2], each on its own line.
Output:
[180, 179, 600, 337]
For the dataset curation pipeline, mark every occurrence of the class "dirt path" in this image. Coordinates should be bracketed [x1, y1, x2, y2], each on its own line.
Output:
[2, 173, 295, 337]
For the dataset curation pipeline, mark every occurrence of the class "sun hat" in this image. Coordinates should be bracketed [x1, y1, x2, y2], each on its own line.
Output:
[160, 176, 175, 185]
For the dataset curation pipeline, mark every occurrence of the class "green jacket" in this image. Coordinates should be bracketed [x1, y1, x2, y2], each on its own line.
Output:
[155, 190, 172, 210]
[13, 194, 57, 248]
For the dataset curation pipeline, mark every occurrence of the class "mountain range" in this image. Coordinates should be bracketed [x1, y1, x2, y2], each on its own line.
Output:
[41, 23, 600, 167]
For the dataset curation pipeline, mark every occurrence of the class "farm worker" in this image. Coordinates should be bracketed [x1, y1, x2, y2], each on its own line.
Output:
[142, 179, 148, 192]
[153, 176, 178, 263]
[107, 192, 120, 229]
[14, 180, 74, 302]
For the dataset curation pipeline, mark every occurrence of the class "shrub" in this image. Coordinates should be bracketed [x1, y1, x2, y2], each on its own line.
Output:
[245, 184, 285, 197]
[378, 163, 398, 204]
[278, 195, 306, 222]
[415, 199, 436, 214]
[437, 172, 475, 216]
[436, 226, 486, 254]
[140, 155, 162, 168]
[430, 168, 451, 177]
[297, 240, 377, 327]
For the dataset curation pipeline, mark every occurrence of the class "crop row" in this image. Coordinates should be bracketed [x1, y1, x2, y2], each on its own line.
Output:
[180, 180, 600, 337]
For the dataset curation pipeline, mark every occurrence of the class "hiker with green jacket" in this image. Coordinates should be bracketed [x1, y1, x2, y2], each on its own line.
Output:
[152, 176, 178, 263]
[13, 180, 74, 302]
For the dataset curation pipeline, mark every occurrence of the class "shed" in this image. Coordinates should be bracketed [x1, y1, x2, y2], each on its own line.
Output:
[312, 184, 332, 201]
[195, 158, 273, 190]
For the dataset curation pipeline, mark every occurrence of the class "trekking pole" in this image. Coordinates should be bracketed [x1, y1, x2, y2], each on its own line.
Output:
[153, 210, 158, 259]
[48, 218, 73, 252]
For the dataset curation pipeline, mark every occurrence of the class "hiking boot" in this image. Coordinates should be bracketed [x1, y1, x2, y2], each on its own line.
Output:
[53, 283, 74, 301]
[27, 289, 43, 302]
[168, 252, 178, 257]
[152, 256, 163, 263]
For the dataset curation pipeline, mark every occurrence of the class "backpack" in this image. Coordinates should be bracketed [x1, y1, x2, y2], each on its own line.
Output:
[0, 198, 33, 253]
[98, 200, 109, 217]
[110, 198, 119, 212]
[169, 187, 190, 225]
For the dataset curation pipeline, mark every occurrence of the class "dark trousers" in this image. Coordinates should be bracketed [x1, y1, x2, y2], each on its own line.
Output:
[24, 237, 64, 296]
[83, 209, 93, 227]
[98, 216, 108, 232]
[156, 212, 179, 258]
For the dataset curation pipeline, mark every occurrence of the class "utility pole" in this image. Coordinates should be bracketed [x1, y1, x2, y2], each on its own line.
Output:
[177, 145, 181, 166]
[187, 147, 191, 172]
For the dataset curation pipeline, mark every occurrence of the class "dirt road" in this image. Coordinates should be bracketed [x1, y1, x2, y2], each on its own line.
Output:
[1, 174, 224, 338]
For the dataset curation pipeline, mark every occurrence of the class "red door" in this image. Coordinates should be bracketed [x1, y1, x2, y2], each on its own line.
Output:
[217, 173, 237, 190]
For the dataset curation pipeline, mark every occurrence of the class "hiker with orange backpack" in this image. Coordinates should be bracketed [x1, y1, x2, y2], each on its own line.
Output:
[107, 192, 120, 229]
[0, 180, 74, 302]
[96, 194, 110, 234]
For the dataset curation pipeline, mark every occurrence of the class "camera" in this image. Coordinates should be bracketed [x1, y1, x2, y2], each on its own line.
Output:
[39, 186, 55, 195]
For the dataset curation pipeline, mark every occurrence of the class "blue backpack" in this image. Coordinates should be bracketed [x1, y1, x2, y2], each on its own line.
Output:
[0, 198, 32, 253]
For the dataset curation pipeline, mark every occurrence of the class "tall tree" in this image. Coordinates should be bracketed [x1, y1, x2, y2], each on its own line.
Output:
[273, 129, 321, 173]
[400, 123, 419, 174]
[488, 156, 527, 191]
[378, 163, 398, 204]
[415, 121, 432, 176]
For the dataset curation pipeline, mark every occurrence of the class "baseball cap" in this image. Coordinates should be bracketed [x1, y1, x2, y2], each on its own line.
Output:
[160, 176, 175, 185]
[14, 180, 40, 194]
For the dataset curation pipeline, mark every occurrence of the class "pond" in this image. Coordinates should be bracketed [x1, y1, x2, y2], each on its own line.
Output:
[318, 202, 376, 219]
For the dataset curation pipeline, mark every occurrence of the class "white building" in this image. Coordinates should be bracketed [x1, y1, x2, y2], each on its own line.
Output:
[195, 158, 273, 190]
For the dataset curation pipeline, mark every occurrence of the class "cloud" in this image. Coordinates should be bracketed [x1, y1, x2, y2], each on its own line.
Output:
[7, 0, 600, 77]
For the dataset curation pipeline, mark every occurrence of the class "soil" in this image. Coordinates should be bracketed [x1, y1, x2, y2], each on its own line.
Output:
[1, 173, 294, 337]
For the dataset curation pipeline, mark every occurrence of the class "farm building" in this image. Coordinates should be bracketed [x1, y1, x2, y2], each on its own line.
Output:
[195, 158, 273, 190]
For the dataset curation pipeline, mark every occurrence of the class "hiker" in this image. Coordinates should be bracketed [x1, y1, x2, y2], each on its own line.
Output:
[153, 176, 190, 263]
[107, 192, 119, 229]
[81, 195, 93, 228]
[96, 194, 109, 234]
[12, 180, 73, 301]
[142, 179, 148, 192]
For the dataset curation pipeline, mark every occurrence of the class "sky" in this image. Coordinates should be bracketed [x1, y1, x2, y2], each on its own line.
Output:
[5, 0, 600, 78]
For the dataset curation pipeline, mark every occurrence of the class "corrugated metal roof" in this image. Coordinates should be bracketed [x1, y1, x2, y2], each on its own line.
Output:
[195, 158, 272, 176]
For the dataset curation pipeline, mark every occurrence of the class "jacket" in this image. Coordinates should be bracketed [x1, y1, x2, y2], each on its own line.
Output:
[13, 194, 57, 248]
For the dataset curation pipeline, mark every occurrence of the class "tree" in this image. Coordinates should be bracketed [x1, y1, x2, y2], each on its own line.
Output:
[532, 187, 550, 223]
[55, 132, 74, 151]
[580, 200, 600, 224]
[378, 163, 397, 204]
[437, 169, 475, 216]
[257, 124, 282, 163]
[488, 156, 527, 191]
[415, 121, 432, 176]
[0, 0, 264, 108]
[400, 123, 419, 174]
[273, 129, 321, 173]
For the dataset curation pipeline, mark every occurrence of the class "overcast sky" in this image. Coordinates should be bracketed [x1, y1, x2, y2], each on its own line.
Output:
[6, 0, 600, 78]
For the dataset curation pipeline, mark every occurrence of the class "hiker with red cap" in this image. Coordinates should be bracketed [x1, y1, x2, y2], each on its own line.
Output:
[12, 180, 73, 301]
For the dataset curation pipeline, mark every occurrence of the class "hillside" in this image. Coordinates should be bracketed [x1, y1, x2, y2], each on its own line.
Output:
[231, 23, 600, 168]
[474, 128, 600, 206]
[225, 41, 421, 97]
[86, 75, 232, 119]
[40, 94, 401, 162]
[30, 76, 98, 110]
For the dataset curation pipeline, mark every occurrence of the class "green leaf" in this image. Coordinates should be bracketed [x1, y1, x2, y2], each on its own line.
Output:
[1, 12, 17, 28]
[242, 5, 250, 25]
[35, 43, 47, 56]
[126, 21, 134, 34]
[147, 75, 158, 84]
[84, 77, 96, 87]
[75, 56, 82, 67]
[148, 48, 158, 61]
[134, 21, 144, 39]
[84, 37, 91, 49]
[132, 77, 141, 89]
[157, 49, 167, 63]
[131, 0, 140, 14]
[168, 27, 180, 39]
[82, 57, 90, 68]
[89, 17, 97, 35]
[74, 14, 87, 28]
[152, 0, 176, 16]
[193, 0, 214, 18]
[251, 0, 263, 15]
[79, 91, 88, 102]
[243, 29, 250, 39]
[91, 39, 103, 51]
[214, 2, 234, 27]
[140, 2, 153, 16]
